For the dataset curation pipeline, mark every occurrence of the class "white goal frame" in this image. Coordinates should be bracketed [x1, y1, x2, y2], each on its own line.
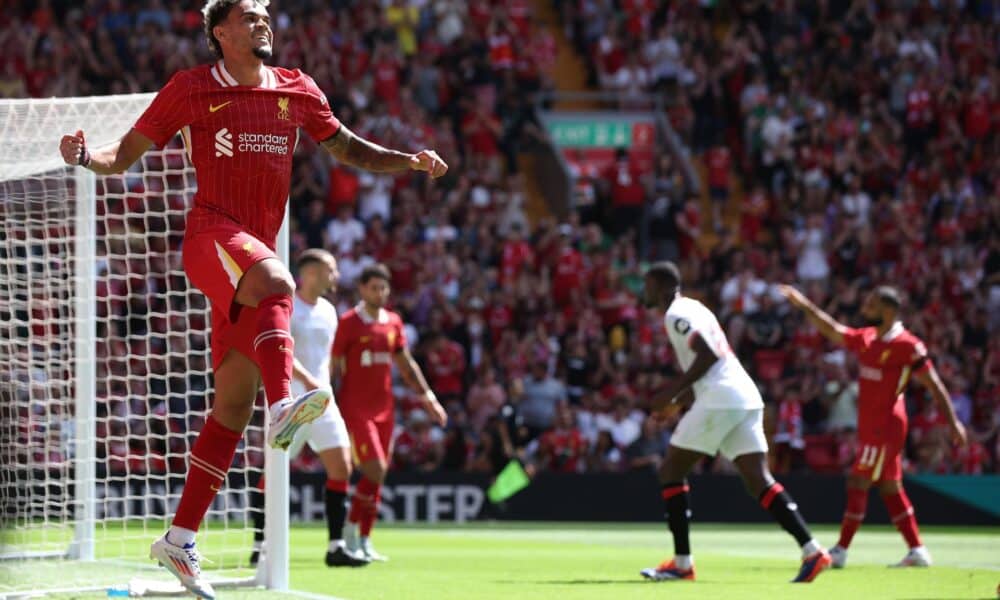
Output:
[0, 94, 291, 595]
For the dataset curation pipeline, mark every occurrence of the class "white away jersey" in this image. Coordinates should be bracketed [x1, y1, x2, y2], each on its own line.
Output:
[664, 296, 763, 409]
[290, 294, 338, 397]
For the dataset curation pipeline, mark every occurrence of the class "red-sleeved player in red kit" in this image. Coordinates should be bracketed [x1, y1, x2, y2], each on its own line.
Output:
[331, 263, 447, 562]
[58, 1, 447, 597]
[779, 285, 967, 569]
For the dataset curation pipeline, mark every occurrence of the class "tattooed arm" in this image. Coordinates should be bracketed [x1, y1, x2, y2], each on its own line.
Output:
[321, 124, 448, 177]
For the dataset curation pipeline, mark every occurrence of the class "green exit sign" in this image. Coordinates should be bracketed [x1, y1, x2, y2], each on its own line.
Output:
[547, 118, 655, 149]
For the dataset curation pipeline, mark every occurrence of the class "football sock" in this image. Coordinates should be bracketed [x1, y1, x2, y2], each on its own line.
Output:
[882, 488, 922, 548]
[253, 294, 294, 407]
[662, 481, 691, 556]
[360, 484, 381, 537]
[837, 486, 868, 549]
[326, 479, 349, 544]
[758, 482, 813, 547]
[349, 476, 380, 535]
[172, 415, 242, 532]
[250, 475, 265, 543]
[167, 526, 197, 547]
[673, 554, 693, 570]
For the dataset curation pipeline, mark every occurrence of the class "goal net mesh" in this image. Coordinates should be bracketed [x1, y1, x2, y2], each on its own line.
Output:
[0, 95, 264, 595]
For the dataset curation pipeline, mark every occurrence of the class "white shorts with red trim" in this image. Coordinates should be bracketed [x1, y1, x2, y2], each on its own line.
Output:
[670, 406, 768, 460]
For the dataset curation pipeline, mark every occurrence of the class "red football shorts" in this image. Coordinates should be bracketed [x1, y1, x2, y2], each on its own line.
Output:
[344, 413, 395, 466]
[851, 414, 907, 483]
[183, 224, 277, 370]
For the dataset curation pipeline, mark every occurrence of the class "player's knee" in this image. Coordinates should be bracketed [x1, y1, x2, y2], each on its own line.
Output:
[369, 461, 388, 483]
[239, 260, 294, 305]
[876, 480, 901, 496]
[210, 402, 253, 432]
[259, 272, 294, 299]
[741, 475, 770, 499]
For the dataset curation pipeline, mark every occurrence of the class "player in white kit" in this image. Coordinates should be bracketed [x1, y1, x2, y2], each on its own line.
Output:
[250, 249, 368, 568]
[638, 262, 830, 583]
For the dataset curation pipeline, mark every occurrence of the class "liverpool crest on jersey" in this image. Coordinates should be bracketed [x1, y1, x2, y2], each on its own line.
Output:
[277, 97, 290, 120]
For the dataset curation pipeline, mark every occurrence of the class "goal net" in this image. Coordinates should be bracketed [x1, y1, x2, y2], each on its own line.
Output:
[0, 95, 270, 596]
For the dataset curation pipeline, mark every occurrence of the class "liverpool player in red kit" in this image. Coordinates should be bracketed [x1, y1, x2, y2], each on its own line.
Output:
[58, 1, 446, 597]
[332, 264, 447, 561]
[779, 285, 967, 568]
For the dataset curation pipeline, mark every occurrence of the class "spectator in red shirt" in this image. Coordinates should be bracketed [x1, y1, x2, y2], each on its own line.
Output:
[371, 43, 402, 110]
[499, 224, 534, 287]
[424, 332, 467, 403]
[536, 405, 587, 473]
[393, 410, 444, 472]
[602, 148, 646, 238]
[550, 224, 585, 307]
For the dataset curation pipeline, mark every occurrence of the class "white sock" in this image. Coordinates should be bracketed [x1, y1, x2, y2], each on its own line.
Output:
[911, 545, 927, 554]
[673, 554, 692, 570]
[252, 540, 263, 551]
[268, 398, 291, 419]
[801, 539, 821, 557]
[328, 540, 344, 553]
[167, 526, 197, 546]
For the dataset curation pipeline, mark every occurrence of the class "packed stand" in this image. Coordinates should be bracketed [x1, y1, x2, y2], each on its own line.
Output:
[558, 0, 1000, 475]
[4, 1, 998, 478]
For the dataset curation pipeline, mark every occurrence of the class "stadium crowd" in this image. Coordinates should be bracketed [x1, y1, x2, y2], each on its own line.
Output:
[4, 0, 998, 480]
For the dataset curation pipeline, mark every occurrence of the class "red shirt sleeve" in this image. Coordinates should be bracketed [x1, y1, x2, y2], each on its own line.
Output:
[300, 73, 341, 142]
[331, 315, 352, 358]
[133, 71, 194, 147]
[842, 327, 872, 354]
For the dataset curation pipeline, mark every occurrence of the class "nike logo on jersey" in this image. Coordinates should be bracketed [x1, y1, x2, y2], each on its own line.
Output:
[209, 101, 232, 113]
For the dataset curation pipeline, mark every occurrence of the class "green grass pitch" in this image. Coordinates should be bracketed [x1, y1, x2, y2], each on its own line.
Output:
[11, 522, 1000, 599]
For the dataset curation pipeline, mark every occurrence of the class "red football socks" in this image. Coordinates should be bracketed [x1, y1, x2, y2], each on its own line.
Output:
[173, 415, 243, 531]
[837, 487, 868, 549]
[253, 294, 294, 407]
[349, 477, 381, 537]
[883, 489, 922, 548]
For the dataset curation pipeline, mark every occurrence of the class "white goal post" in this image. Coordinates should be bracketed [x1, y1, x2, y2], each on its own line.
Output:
[0, 94, 290, 596]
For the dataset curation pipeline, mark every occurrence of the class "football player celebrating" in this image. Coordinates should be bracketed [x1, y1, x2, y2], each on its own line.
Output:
[780, 284, 966, 568]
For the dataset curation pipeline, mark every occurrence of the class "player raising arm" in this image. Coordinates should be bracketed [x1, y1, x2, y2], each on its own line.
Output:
[779, 284, 966, 568]
[58, 1, 446, 597]
[331, 264, 446, 562]
[640, 263, 831, 584]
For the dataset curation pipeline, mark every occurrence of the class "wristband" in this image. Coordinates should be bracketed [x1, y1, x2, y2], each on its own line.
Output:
[79, 146, 91, 168]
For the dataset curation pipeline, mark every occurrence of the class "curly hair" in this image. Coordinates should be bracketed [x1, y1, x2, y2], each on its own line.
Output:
[202, 0, 270, 58]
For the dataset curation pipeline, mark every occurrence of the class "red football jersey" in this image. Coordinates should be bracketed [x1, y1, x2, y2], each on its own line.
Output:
[843, 323, 932, 439]
[332, 305, 408, 420]
[133, 61, 341, 245]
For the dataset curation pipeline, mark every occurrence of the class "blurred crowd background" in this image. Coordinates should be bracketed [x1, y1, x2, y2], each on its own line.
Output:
[3, 0, 998, 479]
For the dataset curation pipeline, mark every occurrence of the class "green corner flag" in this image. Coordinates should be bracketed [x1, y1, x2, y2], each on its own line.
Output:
[487, 460, 531, 503]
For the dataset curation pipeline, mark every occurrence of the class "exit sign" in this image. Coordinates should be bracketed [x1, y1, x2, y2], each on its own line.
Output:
[547, 119, 654, 149]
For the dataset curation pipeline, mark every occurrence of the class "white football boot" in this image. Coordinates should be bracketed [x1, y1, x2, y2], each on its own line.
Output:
[149, 534, 215, 599]
[267, 389, 331, 449]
